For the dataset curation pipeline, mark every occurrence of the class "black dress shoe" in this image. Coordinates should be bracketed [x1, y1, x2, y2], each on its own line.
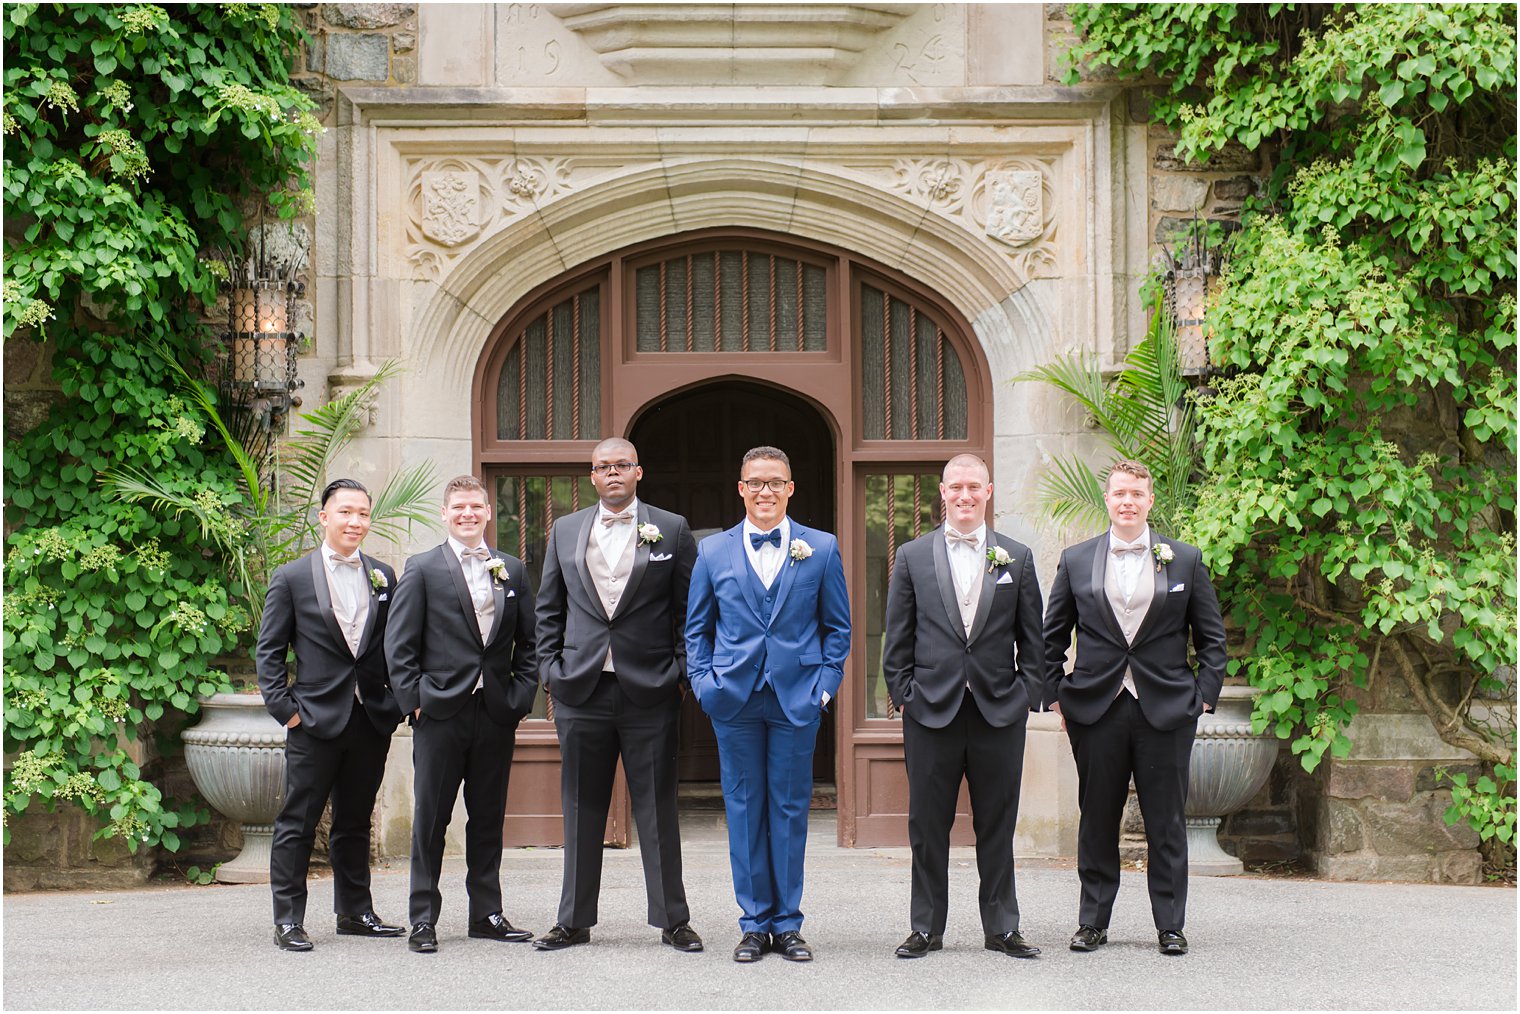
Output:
[1158, 929, 1189, 956]
[985, 930, 1040, 958]
[773, 930, 813, 962]
[274, 923, 313, 952]
[894, 931, 943, 958]
[1070, 925, 1107, 952]
[336, 911, 405, 937]
[533, 924, 591, 950]
[408, 923, 438, 954]
[470, 912, 535, 943]
[661, 923, 703, 952]
[732, 931, 770, 963]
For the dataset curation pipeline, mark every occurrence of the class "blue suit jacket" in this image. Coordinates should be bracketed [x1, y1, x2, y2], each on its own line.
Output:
[684, 519, 852, 726]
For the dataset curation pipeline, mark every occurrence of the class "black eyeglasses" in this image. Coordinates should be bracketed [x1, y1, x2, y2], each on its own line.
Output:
[591, 461, 638, 475]
[741, 478, 791, 493]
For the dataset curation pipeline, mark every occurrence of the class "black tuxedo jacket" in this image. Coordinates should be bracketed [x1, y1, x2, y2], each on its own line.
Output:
[882, 528, 1045, 729]
[1042, 532, 1227, 731]
[535, 502, 697, 709]
[384, 543, 538, 724]
[256, 550, 402, 739]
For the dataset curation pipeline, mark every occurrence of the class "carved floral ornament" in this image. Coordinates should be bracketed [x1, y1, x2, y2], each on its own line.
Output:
[400, 153, 1058, 284]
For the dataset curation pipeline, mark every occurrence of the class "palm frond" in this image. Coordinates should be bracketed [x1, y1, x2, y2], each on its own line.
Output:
[368, 460, 443, 544]
[1034, 455, 1110, 532]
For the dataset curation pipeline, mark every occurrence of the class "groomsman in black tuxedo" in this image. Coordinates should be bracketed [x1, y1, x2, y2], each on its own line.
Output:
[532, 437, 703, 954]
[1043, 460, 1227, 956]
[882, 454, 1044, 960]
[385, 474, 540, 954]
[258, 478, 405, 951]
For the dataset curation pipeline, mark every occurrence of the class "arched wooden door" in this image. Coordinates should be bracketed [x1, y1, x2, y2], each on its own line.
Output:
[474, 228, 993, 847]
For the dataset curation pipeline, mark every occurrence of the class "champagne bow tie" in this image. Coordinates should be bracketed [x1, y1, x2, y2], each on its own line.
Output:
[750, 530, 781, 550]
[946, 529, 980, 547]
[331, 554, 362, 569]
[601, 511, 634, 527]
[461, 546, 491, 561]
[1111, 543, 1147, 557]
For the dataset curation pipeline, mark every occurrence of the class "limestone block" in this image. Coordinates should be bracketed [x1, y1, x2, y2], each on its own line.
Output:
[393, 30, 415, 53]
[1155, 140, 1260, 172]
[1151, 175, 1210, 212]
[1015, 713, 1079, 856]
[1416, 762, 1482, 792]
[325, 4, 414, 30]
[325, 32, 390, 82]
[1315, 852, 1435, 882]
[3, 390, 63, 436]
[393, 54, 416, 84]
[967, 3, 1045, 86]
[1342, 713, 1479, 762]
[1361, 794, 1481, 854]
[418, 3, 491, 86]
[1326, 761, 1416, 802]
[3, 335, 43, 382]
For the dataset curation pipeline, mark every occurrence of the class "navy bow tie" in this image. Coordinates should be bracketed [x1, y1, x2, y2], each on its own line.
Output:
[750, 529, 782, 550]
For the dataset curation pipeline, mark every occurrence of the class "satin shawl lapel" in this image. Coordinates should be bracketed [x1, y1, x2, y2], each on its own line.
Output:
[443, 546, 484, 647]
[727, 525, 765, 620]
[1131, 538, 1170, 644]
[966, 537, 1000, 647]
[308, 551, 352, 656]
[354, 551, 381, 657]
[615, 503, 652, 619]
[930, 530, 965, 643]
[767, 520, 804, 625]
[484, 552, 507, 646]
[1089, 537, 1126, 643]
[572, 509, 603, 619]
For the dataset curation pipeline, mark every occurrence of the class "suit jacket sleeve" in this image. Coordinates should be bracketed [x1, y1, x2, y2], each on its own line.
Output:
[534, 524, 568, 687]
[509, 557, 539, 694]
[1041, 550, 1076, 711]
[683, 549, 716, 693]
[256, 565, 297, 725]
[384, 557, 426, 715]
[879, 545, 915, 710]
[670, 519, 697, 683]
[1013, 548, 1046, 709]
[1187, 550, 1228, 708]
[817, 538, 852, 701]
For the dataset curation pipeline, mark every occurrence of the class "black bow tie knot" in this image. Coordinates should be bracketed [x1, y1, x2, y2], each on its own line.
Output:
[750, 530, 782, 550]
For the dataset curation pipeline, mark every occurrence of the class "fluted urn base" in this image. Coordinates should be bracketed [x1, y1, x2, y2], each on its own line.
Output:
[182, 692, 287, 885]
[1187, 686, 1278, 877]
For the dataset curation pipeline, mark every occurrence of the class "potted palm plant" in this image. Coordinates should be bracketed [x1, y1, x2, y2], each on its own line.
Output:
[103, 356, 435, 882]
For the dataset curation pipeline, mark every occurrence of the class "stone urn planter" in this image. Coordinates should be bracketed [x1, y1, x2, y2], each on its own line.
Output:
[1186, 685, 1278, 876]
[182, 692, 287, 884]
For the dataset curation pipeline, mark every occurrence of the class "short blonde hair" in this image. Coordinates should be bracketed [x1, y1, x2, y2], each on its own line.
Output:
[443, 474, 488, 503]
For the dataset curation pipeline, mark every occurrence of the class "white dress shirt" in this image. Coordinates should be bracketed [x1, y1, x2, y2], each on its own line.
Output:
[595, 497, 639, 567]
[320, 542, 368, 653]
[742, 516, 790, 590]
[448, 536, 493, 690]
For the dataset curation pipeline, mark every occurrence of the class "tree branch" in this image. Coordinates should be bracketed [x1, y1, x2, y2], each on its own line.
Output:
[1387, 636, 1507, 764]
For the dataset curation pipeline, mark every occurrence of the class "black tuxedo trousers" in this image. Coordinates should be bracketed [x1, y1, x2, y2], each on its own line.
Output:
[553, 674, 689, 929]
[270, 696, 391, 924]
[409, 692, 522, 925]
[1067, 691, 1196, 932]
[903, 690, 1026, 936]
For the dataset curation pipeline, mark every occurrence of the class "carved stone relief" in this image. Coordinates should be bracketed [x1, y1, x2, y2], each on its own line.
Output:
[983, 170, 1044, 246]
[419, 170, 482, 246]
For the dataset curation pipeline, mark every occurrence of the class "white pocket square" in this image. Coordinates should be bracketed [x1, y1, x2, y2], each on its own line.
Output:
[1170, 583, 1185, 592]
[650, 552, 673, 562]
[377, 594, 388, 602]
[506, 589, 517, 598]
[996, 572, 1014, 585]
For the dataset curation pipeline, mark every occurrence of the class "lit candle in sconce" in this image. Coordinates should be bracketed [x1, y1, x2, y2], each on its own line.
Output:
[231, 281, 291, 387]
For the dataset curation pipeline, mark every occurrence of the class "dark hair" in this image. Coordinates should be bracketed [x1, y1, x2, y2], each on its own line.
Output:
[320, 478, 371, 508]
[741, 445, 791, 476]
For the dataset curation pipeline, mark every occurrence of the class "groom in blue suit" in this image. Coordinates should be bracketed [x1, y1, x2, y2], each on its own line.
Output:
[685, 446, 852, 963]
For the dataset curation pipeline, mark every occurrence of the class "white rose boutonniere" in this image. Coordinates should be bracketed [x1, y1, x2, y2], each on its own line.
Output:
[638, 522, 662, 545]
[986, 545, 1012, 572]
[369, 569, 388, 591]
[788, 538, 813, 566]
[486, 557, 510, 584]
[1153, 542, 1174, 572]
